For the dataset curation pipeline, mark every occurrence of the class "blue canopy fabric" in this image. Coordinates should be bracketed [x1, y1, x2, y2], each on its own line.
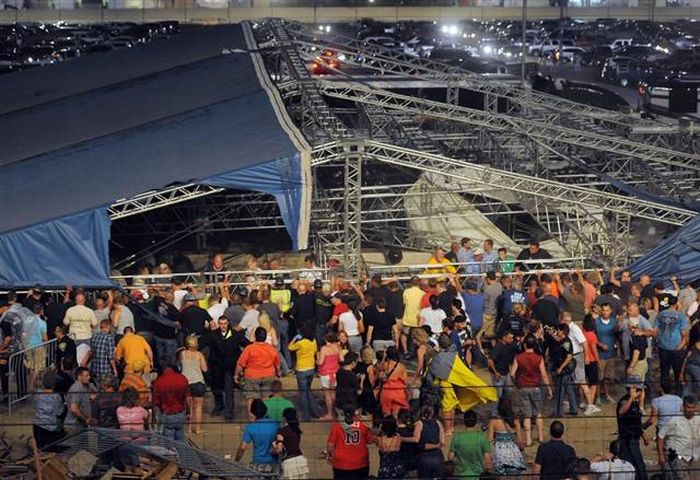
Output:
[0, 24, 310, 288]
[627, 215, 700, 285]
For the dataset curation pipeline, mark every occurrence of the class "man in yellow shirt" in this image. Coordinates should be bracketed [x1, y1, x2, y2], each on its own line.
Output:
[425, 247, 457, 275]
[115, 327, 153, 374]
[402, 277, 425, 356]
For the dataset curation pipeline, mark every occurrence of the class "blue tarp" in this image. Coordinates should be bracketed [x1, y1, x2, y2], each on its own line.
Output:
[0, 209, 112, 288]
[627, 215, 700, 285]
[0, 25, 309, 288]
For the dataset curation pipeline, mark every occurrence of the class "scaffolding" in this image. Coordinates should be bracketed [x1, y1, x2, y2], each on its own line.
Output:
[109, 19, 700, 274]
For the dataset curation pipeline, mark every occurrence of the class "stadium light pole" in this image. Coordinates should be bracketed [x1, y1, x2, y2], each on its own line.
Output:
[520, 0, 527, 85]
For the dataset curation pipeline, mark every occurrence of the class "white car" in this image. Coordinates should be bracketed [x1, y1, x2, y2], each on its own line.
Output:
[529, 39, 574, 56]
[559, 46, 587, 62]
[607, 38, 633, 51]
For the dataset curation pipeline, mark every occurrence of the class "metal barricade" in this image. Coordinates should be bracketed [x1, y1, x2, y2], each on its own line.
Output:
[7, 338, 57, 415]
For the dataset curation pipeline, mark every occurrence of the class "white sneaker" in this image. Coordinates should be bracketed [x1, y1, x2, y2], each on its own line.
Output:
[591, 405, 602, 413]
[579, 402, 586, 410]
[584, 405, 596, 416]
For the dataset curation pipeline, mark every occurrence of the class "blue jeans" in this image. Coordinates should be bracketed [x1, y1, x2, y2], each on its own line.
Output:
[155, 337, 177, 368]
[315, 324, 327, 347]
[296, 368, 320, 421]
[490, 374, 512, 417]
[554, 372, 577, 417]
[161, 411, 186, 442]
[278, 320, 292, 369]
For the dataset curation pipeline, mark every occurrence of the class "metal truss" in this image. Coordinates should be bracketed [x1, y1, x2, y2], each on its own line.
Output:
[109, 184, 224, 220]
[317, 81, 700, 202]
[357, 140, 695, 260]
[56, 428, 268, 478]
[359, 141, 694, 226]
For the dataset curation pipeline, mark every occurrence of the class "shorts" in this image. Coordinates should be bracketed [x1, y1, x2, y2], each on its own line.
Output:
[244, 376, 275, 400]
[281, 455, 310, 479]
[479, 314, 496, 339]
[249, 463, 274, 474]
[24, 347, 46, 371]
[573, 352, 585, 384]
[119, 445, 141, 466]
[630, 360, 648, 386]
[598, 358, 617, 380]
[585, 362, 600, 385]
[320, 374, 337, 389]
[519, 387, 543, 417]
[189, 382, 206, 397]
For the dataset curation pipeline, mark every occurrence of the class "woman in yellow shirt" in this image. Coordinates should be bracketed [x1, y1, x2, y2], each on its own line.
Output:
[289, 327, 322, 421]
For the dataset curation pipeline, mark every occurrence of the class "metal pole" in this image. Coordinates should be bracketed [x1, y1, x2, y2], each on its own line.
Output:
[520, 0, 527, 85]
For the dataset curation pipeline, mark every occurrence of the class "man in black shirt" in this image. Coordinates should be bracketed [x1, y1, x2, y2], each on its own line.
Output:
[44, 297, 68, 340]
[150, 293, 180, 368]
[364, 298, 396, 352]
[534, 421, 576, 480]
[626, 318, 648, 407]
[488, 331, 517, 415]
[532, 287, 560, 328]
[551, 324, 577, 417]
[289, 283, 315, 333]
[208, 315, 249, 420]
[516, 239, 553, 273]
[180, 293, 212, 337]
[365, 275, 388, 303]
[313, 281, 333, 346]
[616, 385, 647, 480]
[335, 352, 360, 414]
[54, 325, 77, 369]
[384, 281, 404, 324]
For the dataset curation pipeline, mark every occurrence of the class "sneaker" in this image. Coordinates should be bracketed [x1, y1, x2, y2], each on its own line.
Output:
[591, 405, 602, 413]
[605, 395, 615, 404]
[579, 402, 586, 410]
[584, 405, 596, 416]
[595, 397, 603, 407]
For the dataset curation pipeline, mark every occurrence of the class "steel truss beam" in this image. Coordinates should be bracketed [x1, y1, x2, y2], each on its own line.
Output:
[317, 81, 700, 174]
[359, 140, 695, 226]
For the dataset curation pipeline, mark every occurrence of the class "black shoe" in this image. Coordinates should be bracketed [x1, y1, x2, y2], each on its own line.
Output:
[567, 411, 578, 416]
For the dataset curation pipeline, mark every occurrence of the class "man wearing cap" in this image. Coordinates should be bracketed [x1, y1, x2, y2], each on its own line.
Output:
[313, 280, 333, 345]
[180, 292, 212, 338]
[654, 299, 690, 395]
[115, 326, 153, 375]
[658, 395, 700, 479]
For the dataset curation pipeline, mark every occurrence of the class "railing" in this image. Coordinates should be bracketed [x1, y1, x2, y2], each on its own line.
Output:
[8, 338, 58, 415]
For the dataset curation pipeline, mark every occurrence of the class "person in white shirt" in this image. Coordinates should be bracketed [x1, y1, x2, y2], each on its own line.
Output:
[561, 312, 597, 415]
[63, 291, 98, 344]
[590, 440, 636, 480]
[207, 283, 230, 329]
[172, 281, 189, 310]
[420, 295, 447, 336]
[658, 395, 700, 478]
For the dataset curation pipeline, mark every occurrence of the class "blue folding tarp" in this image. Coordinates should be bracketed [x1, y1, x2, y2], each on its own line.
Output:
[627, 216, 700, 285]
[0, 24, 310, 288]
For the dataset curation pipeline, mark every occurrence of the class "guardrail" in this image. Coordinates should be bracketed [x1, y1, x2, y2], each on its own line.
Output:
[0, 5, 697, 24]
[8, 338, 57, 415]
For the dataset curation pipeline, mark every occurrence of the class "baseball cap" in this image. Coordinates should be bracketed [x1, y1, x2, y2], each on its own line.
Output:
[472, 248, 483, 256]
[183, 292, 197, 302]
[274, 277, 285, 286]
[313, 279, 323, 289]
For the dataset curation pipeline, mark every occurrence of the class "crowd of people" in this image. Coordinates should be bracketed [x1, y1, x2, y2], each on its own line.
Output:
[1, 239, 700, 479]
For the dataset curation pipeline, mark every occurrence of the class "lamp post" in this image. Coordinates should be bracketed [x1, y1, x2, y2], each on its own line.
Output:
[520, 0, 527, 84]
